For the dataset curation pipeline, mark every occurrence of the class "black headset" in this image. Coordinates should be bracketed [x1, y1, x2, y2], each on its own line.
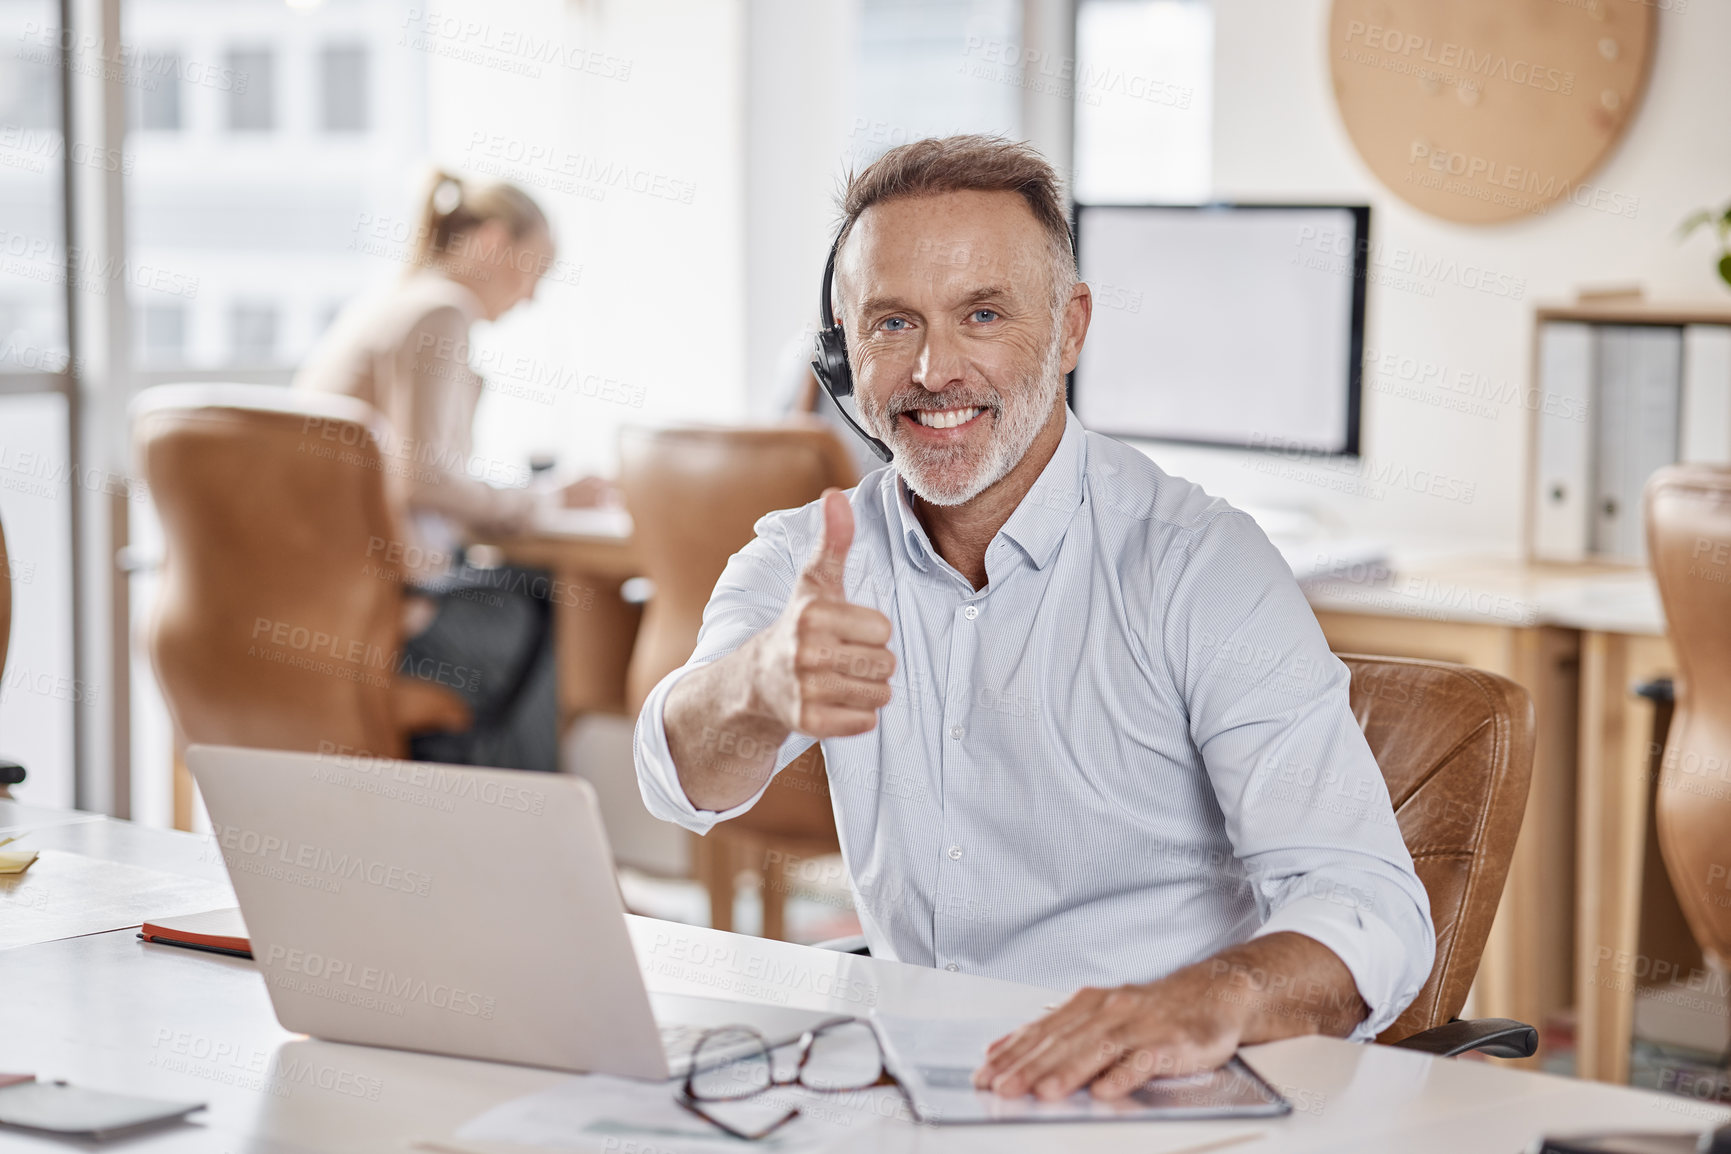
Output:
[810, 234, 893, 463]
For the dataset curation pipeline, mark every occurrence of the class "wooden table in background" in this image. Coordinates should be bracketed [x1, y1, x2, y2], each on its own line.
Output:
[1575, 627, 1680, 1085]
[484, 506, 645, 725]
[1304, 552, 1676, 1084]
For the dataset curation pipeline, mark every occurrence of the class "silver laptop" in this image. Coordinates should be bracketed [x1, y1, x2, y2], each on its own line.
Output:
[186, 743, 834, 1079]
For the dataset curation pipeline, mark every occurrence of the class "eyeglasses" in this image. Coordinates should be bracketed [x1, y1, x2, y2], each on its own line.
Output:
[676, 1017, 891, 1141]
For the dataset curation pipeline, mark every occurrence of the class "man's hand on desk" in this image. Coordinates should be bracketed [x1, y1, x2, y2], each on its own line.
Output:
[972, 931, 1368, 1101]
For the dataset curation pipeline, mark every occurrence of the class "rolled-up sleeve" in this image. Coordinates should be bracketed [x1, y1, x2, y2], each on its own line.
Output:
[633, 509, 819, 834]
[1160, 511, 1436, 1041]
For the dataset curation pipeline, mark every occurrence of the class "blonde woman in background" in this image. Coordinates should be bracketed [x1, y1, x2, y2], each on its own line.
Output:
[296, 170, 608, 773]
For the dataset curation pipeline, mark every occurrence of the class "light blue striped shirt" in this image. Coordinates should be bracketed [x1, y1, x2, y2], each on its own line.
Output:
[635, 410, 1434, 1040]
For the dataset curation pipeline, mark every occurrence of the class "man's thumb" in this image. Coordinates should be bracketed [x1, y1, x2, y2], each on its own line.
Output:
[801, 488, 854, 596]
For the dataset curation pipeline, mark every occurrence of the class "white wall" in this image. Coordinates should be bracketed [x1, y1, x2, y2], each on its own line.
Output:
[1143, 0, 1731, 551]
[743, 0, 1059, 420]
[739, 1, 1731, 551]
[744, 0, 859, 416]
[429, 0, 749, 477]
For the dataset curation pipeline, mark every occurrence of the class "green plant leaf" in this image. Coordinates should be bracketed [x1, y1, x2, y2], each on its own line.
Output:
[1680, 209, 1714, 238]
[1719, 253, 1731, 289]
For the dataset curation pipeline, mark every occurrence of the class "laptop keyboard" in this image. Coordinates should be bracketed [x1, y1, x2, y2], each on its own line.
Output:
[659, 1022, 775, 1074]
[658, 1022, 710, 1060]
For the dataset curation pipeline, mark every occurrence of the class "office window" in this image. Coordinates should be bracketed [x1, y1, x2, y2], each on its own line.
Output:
[853, 0, 1022, 164]
[136, 303, 186, 364]
[124, 0, 431, 377]
[229, 303, 278, 362]
[0, 33, 55, 130]
[0, 3, 67, 372]
[1073, 0, 1212, 204]
[0, 392, 76, 807]
[320, 45, 369, 133]
[225, 48, 275, 132]
[132, 51, 182, 132]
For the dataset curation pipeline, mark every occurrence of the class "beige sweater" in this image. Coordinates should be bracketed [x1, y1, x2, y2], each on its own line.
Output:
[294, 272, 538, 576]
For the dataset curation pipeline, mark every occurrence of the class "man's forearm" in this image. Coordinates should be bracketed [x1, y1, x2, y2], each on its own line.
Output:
[1201, 931, 1368, 1042]
[663, 640, 791, 812]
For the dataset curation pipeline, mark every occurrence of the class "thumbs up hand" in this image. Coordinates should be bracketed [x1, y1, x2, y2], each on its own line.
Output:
[748, 489, 896, 738]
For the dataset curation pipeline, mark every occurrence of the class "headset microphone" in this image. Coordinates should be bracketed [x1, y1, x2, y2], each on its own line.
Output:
[810, 236, 893, 463]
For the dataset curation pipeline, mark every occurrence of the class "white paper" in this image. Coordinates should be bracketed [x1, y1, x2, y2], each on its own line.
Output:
[445, 1072, 905, 1154]
[530, 507, 633, 540]
[0, 850, 237, 950]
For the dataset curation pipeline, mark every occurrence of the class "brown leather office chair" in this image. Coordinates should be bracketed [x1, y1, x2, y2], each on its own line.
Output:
[619, 423, 859, 939]
[0, 510, 22, 799]
[1338, 655, 1538, 1055]
[133, 385, 470, 820]
[1645, 466, 1731, 972]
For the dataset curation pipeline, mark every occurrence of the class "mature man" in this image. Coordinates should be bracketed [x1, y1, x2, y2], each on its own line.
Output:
[635, 135, 1433, 1100]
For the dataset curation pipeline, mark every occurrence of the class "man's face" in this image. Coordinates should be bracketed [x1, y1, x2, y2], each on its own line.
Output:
[835, 190, 1085, 506]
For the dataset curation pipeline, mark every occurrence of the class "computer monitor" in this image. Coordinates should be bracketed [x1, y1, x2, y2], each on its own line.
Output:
[1069, 203, 1369, 456]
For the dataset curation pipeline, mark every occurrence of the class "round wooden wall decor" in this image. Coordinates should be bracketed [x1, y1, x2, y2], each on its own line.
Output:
[1328, 0, 1655, 225]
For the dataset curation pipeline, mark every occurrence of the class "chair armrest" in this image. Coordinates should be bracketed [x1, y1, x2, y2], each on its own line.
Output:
[1391, 1017, 1537, 1059]
[1634, 677, 1675, 704]
[388, 679, 473, 736]
[810, 934, 870, 955]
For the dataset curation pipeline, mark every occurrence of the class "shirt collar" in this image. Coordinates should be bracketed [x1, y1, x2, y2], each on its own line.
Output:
[888, 407, 1087, 575]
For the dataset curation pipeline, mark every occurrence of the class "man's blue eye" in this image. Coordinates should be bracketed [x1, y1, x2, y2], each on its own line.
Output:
[972, 309, 998, 323]
[881, 317, 909, 331]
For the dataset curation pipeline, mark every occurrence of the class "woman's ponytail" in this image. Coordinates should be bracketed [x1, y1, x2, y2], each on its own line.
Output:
[408, 167, 548, 273]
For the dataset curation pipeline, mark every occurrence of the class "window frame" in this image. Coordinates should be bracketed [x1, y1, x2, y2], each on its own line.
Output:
[0, 0, 92, 808]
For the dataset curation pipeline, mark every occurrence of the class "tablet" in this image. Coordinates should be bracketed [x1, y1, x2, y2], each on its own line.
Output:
[871, 1013, 1292, 1125]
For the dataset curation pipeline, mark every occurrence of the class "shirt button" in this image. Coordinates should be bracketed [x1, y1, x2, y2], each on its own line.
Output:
[947, 845, 963, 861]
[945, 963, 959, 972]
[950, 725, 964, 740]
[963, 605, 979, 620]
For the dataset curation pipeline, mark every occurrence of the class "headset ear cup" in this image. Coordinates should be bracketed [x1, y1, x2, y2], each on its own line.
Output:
[813, 325, 855, 398]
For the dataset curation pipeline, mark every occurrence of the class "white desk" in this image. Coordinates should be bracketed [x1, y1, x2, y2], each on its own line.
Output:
[2, 805, 1727, 1152]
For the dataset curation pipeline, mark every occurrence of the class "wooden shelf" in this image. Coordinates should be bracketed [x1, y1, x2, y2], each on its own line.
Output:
[1535, 298, 1731, 327]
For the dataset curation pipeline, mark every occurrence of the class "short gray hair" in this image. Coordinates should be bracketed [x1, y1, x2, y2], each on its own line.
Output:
[835, 135, 1077, 307]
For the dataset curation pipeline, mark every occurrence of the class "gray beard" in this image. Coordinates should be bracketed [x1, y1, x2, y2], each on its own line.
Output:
[862, 330, 1066, 507]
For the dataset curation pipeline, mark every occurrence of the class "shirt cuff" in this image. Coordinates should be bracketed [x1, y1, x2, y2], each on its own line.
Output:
[631, 662, 794, 835]
[1250, 892, 1425, 1042]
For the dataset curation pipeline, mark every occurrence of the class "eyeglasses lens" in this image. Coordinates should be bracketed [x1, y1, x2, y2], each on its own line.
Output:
[689, 1027, 774, 1101]
[800, 1020, 884, 1092]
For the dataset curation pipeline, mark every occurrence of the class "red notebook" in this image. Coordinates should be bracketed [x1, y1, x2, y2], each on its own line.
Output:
[139, 908, 251, 958]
